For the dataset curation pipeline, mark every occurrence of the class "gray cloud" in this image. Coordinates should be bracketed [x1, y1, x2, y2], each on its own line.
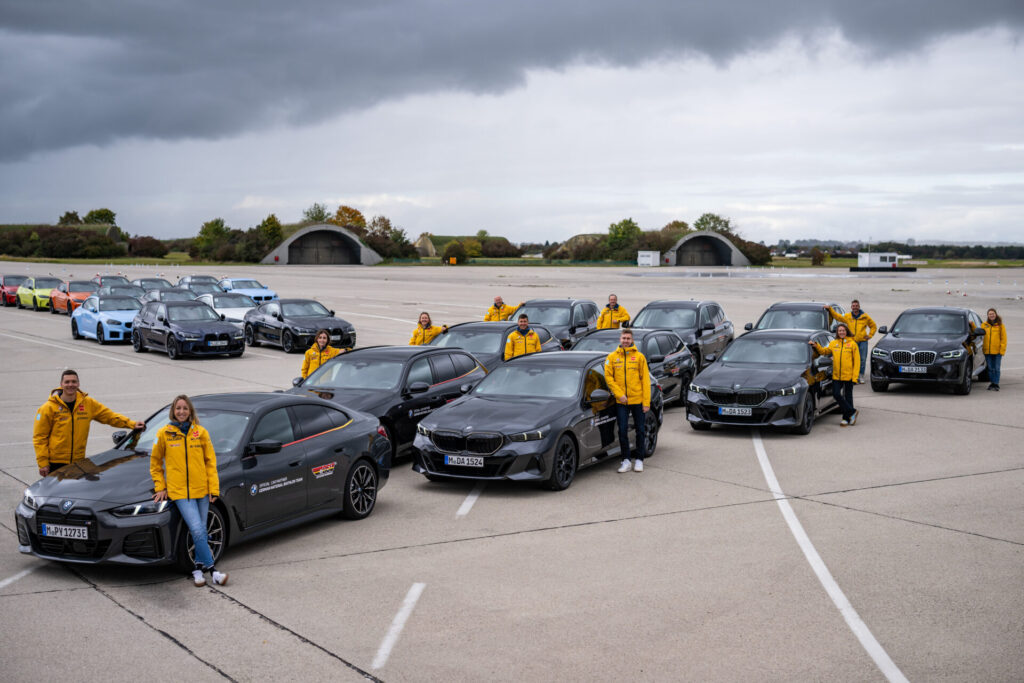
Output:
[2, 1, 1022, 160]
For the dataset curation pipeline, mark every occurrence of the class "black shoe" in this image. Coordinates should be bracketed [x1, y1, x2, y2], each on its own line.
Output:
[994, 384, 1000, 391]
[987, 384, 996, 391]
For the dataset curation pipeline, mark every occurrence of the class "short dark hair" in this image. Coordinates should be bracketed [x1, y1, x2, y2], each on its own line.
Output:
[518, 313, 528, 321]
[619, 328, 633, 336]
[61, 369, 79, 381]
[851, 299, 860, 305]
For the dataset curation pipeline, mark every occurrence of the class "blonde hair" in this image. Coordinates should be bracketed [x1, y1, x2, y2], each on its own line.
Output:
[168, 395, 199, 425]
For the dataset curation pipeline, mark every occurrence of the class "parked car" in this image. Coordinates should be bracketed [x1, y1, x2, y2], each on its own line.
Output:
[90, 275, 131, 287]
[244, 299, 356, 352]
[71, 296, 143, 344]
[1, 274, 29, 306]
[870, 307, 987, 395]
[686, 328, 838, 434]
[49, 280, 99, 315]
[744, 301, 845, 333]
[97, 284, 147, 301]
[515, 298, 600, 349]
[218, 278, 278, 303]
[413, 351, 663, 491]
[289, 345, 488, 457]
[631, 300, 734, 368]
[15, 392, 390, 569]
[176, 275, 220, 288]
[178, 282, 224, 296]
[15, 276, 62, 310]
[427, 320, 562, 370]
[142, 288, 197, 303]
[572, 328, 695, 405]
[197, 292, 257, 328]
[131, 277, 174, 291]
[132, 300, 245, 359]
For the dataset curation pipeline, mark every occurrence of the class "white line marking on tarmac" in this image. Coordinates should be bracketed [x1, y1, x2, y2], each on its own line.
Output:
[751, 432, 908, 683]
[456, 483, 486, 517]
[0, 332, 141, 367]
[333, 310, 417, 325]
[0, 567, 37, 590]
[0, 441, 32, 447]
[372, 582, 426, 670]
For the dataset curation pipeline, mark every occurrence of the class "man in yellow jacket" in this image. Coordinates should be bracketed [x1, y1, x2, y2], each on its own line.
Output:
[33, 369, 145, 477]
[825, 300, 876, 382]
[484, 296, 523, 321]
[597, 294, 630, 330]
[504, 314, 542, 360]
[604, 329, 651, 473]
[810, 323, 861, 426]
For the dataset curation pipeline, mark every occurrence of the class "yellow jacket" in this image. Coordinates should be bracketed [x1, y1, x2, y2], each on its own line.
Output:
[812, 338, 860, 383]
[484, 302, 522, 321]
[409, 324, 445, 345]
[604, 345, 651, 407]
[504, 328, 542, 360]
[301, 343, 342, 378]
[33, 390, 135, 469]
[981, 321, 1007, 355]
[827, 307, 876, 342]
[597, 305, 630, 330]
[150, 423, 219, 500]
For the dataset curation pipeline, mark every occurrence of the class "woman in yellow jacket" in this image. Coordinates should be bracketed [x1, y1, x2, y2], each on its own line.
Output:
[151, 395, 228, 587]
[301, 329, 345, 379]
[982, 308, 1007, 391]
[409, 312, 447, 345]
[810, 322, 860, 426]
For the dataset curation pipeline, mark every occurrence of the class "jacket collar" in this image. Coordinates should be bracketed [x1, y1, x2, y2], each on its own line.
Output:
[49, 389, 88, 407]
[617, 345, 639, 355]
[516, 326, 532, 336]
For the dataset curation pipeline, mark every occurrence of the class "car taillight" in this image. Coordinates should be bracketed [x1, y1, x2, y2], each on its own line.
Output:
[377, 425, 388, 438]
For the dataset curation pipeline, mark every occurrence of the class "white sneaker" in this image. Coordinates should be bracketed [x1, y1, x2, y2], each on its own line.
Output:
[617, 459, 632, 473]
[211, 570, 229, 586]
[633, 460, 644, 472]
[849, 411, 858, 426]
[840, 420, 849, 427]
[191, 570, 206, 587]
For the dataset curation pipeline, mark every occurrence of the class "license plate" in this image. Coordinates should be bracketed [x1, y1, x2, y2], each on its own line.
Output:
[330, 335, 341, 341]
[208, 340, 228, 347]
[444, 455, 484, 467]
[719, 407, 752, 416]
[899, 366, 927, 374]
[41, 523, 88, 539]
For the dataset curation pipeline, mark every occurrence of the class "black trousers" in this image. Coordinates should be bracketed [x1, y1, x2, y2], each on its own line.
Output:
[832, 380, 855, 420]
[616, 404, 646, 460]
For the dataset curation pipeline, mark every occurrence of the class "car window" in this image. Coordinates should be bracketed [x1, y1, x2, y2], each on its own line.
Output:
[430, 354, 459, 384]
[534, 326, 551, 344]
[326, 406, 351, 427]
[710, 305, 723, 324]
[406, 357, 433, 386]
[658, 334, 681, 355]
[699, 307, 712, 326]
[289, 404, 336, 440]
[157, 304, 168, 320]
[451, 353, 478, 376]
[252, 408, 295, 444]
[572, 305, 588, 326]
[644, 336, 661, 357]
[264, 302, 281, 316]
[582, 366, 609, 399]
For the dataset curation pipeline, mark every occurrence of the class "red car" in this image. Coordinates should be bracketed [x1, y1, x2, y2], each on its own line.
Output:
[0, 274, 29, 306]
[50, 279, 100, 315]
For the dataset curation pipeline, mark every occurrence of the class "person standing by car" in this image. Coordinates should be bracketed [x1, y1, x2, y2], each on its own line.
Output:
[825, 300, 876, 382]
[150, 395, 229, 588]
[605, 328, 650, 473]
[409, 312, 447, 345]
[483, 296, 523, 321]
[982, 308, 1007, 391]
[597, 294, 631, 330]
[301, 329, 345, 378]
[810, 323, 860, 426]
[32, 369, 145, 477]
[504, 313, 542, 360]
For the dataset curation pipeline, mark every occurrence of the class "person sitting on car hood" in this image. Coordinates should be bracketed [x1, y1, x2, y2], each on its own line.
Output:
[504, 313, 542, 360]
[597, 294, 630, 330]
[301, 329, 345, 378]
[409, 311, 447, 345]
[483, 296, 523, 321]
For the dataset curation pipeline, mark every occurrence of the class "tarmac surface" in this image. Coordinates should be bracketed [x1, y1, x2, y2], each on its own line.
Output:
[1, 262, 1022, 682]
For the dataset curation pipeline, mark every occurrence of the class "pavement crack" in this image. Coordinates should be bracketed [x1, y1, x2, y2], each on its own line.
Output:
[806, 465, 1024, 497]
[1, 467, 28, 486]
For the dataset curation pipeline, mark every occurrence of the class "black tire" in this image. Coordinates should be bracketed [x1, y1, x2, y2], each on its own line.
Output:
[67, 303, 73, 316]
[953, 364, 972, 395]
[282, 330, 296, 353]
[15, 296, 23, 309]
[50, 300, 59, 314]
[132, 329, 147, 352]
[244, 324, 259, 347]
[33, 297, 40, 312]
[545, 434, 578, 491]
[870, 380, 888, 392]
[174, 503, 227, 572]
[342, 459, 378, 520]
[676, 372, 693, 407]
[790, 393, 816, 435]
[167, 336, 181, 360]
[71, 319, 82, 340]
[642, 413, 660, 457]
[96, 324, 106, 345]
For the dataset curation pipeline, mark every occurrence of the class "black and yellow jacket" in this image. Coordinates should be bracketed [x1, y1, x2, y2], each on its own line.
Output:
[603, 345, 651, 407]
[33, 390, 134, 470]
[150, 422, 219, 500]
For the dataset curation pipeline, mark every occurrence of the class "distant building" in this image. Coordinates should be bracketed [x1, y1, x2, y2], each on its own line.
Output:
[857, 252, 912, 268]
[414, 234, 437, 257]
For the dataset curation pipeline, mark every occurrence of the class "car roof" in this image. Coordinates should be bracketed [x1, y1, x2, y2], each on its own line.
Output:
[163, 300, 209, 307]
[581, 328, 667, 339]
[506, 350, 606, 366]
[276, 298, 321, 305]
[521, 298, 594, 306]
[897, 306, 971, 316]
[336, 345, 443, 360]
[190, 392, 325, 412]
[765, 301, 838, 310]
[446, 321, 538, 330]
[640, 300, 704, 309]
[738, 329, 824, 342]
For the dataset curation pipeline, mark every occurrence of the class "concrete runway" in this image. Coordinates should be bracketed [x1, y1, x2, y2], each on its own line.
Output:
[1, 262, 1021, 682]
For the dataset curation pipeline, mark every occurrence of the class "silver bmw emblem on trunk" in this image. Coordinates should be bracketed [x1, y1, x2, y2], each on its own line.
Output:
[61, 499, 74, 513]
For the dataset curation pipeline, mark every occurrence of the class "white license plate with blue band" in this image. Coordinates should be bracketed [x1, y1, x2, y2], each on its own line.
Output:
[719, 407, 752, 416]
[208, 340, 228, 347]
[41, 524, 88, 539]
[330, 335, 341, 341]
[444, 455, 483, 467]
[899, 366, 927, 373]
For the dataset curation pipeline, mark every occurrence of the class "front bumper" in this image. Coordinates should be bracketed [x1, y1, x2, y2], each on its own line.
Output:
[412, 432, 554, 482]
[100, 321, 134, 341]
[686, 391, 806, 427]
[871, 356, 967, 385]
[178, 337, 245, 355]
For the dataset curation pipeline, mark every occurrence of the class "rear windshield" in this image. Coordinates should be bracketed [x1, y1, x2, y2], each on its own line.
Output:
[99, 298, 142, 311]
[69, 281, 99, 293]
[213, 294, 256, 308]
[756, 309, 827, 330]
[892, 313, 966, 335]
[35, 278, 62, 289]
[632, 307, 697, 329]
[188, 283, 222, 294]
[138, 278, 171, 289]
[3, 276, 28, 286]
[160, 290, 196, 301]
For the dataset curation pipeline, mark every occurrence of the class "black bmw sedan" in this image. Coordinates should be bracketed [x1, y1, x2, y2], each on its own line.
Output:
[631, 300, 733, 369]
[686, 329, 838, 434]
[427, 320, 562, 370]
[744, 301, 845, 333]
[288, 346, 487, 457]
[16, 393, 390, 569]
[132, 300, 245, 359]
[870, 307, 986, 395]
[572, 328, 695, 405]
[413, 351, 663, 491]
[515, 298, 600, 349]
[244, 299, 356, 352]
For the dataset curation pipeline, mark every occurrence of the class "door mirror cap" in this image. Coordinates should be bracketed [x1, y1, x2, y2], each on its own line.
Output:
[329, 310, 335, 317]
[703, 322, 714, 331]
[275, 313, 283, 321]
[567, 325, 577, 334]
[111, 431, 127, 445]
[157, 316, 166, 323]
[588, 388, 612, 405]
[407, 381, 430, 394]
[292, 377, 303, 387]
[219, 313, 226, 321]
[704, 354, 717, 363]
[649, 355, 666, 364]
[814, 356, 833, 369]
[878, 326, 888, 335]
[743, 322, 753, 331]
[460, 383, 473, 394]
[248, 439, 282, 456]
[973, 328, 986, 337]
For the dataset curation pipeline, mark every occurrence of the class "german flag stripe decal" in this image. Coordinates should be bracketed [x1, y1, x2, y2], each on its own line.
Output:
[282, 419, 353, 448]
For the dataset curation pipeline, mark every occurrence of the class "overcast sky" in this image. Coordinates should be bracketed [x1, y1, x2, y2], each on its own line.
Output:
[2, 1, 1022, 245]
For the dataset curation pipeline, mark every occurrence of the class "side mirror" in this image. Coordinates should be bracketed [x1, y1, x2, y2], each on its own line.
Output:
[329, 310, 335, 317]
[703, 322, 714, 331]
[744, 323, 753, 331]
[705, 354, 717, 363]
[649, 355, 665, 364]
[814, 356, 833, 370]
[275, 313, 283, 321]
[973, 328, 986, 337]
[219, 313, 226, 321]
[567, 325, 577, 334]
[878, 326, 888, 335]
[292, 377, 303, 387]
[588, 389, 611, 404]
[157, 316, 166, 323]
[460, 383, 473, 394]
[407, 381, 430, 394]
[112, 431, 127, 445]
[247, 439, 282, 456]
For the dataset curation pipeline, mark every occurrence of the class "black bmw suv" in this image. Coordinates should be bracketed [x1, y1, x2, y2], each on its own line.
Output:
[870, 307, 986, 395]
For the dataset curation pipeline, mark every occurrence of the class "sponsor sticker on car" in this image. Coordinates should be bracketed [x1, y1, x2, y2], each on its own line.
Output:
[312, 462, 336, 479]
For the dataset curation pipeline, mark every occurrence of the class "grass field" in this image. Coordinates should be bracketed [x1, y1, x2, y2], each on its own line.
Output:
[770, 256, 1024, 268]
[0, 252, 256, 267]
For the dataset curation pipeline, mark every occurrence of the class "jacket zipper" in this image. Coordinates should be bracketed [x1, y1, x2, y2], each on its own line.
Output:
[183, 428, 190, 497]
[68, 399, 75, 465]
[622, 347, 632, 402]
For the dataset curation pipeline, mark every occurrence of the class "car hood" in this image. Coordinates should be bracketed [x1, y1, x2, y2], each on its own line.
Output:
[27, 450, 154, 506]
[171, 320, 239, 334]
[423, 395, 562, 433]
[285, 315, 353, 330]
[875, 334, 963, 351]
[695, 362, 806, 390]
[286, 386, 390, 413]
[97, 310, 139, 323]
[232, 288, 276, 298]
[214, 307, 253, 320]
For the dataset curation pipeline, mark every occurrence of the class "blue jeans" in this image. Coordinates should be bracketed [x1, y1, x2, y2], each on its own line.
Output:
[616, 404, 646, 461]
[857, 341, 868, 376]
[985, 354, 1002, 385]
[175, 497, 214, 569]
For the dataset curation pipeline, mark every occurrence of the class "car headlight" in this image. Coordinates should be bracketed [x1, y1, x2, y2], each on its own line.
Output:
[416, 423, 432, 437]
[293, 327, 315, 334]
[941, 348, 965, 359]
[872, 348, 889, 358]
[232, 331, 244, 339]
[22, 489, 40, 510]
[111, 500, 170, 517]
[176, 331, 201, 340]
[507, 425, 551, 442]
[769, 384, 802, 397]
[689, 383, 707, 394]
[103, 317, 121, 326]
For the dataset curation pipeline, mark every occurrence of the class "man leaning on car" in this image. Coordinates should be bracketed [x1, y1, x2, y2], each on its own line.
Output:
[33, 369, 145, 477]
[484, 296, 523, 321]
[605, 328, 650, 473]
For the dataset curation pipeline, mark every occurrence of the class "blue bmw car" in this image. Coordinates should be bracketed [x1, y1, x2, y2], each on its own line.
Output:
[71, 296, 143, 344]
[218, 278, 278, 303]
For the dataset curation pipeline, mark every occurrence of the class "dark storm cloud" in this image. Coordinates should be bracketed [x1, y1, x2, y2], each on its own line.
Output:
[1, 0, 1021, 160]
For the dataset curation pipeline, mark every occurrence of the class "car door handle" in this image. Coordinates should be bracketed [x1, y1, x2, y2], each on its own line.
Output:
[288, 460, 301, 467]
[333, 446, 346, 453]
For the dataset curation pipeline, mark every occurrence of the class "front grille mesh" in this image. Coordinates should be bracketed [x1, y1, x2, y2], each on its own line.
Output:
[431, 431, 503, 455]
[707, 388, 768, 406]
[891, 350, 935, 365]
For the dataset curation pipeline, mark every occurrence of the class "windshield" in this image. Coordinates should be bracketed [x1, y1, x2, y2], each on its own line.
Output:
[99, 298, 142, 311]
[69, 281, 99, 293]
[230, 279, 263, 289]
[138, 278, 171, 289]
[756, 309, 826, 330]
[475, 365, 581, 398]
[632, 307, 697, 329]
[3, 276, 28, 286]
[126, 408, 251, 454]
[214, 294, 255, 308]
[187, 276, 218, 284]
[721, 338, 810, 364]
[572, 337, 621, 353]
[168, 305, 220, 322]
[304, 358, 405, 390]
[429, 328, 503, 354]
[105, 286, 144, 296]
[892, 313, 966, 335]
[516, 305, 569, 327]
[101, 276, 130, 285]
[189, 283, 222, 294]
[35, 278, 61, 289]
[283, 301, 330, 317]
[160, 290, 195, 301]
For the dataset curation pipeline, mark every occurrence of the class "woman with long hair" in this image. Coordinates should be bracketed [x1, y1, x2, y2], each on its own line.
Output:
[810, 322, 861, 426]
[409, 311, 447, 345]
[301, 328, 344, 378]
[982, 308, 1007, 391]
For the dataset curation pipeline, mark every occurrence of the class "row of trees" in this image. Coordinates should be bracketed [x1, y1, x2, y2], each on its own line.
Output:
[440, 230, 522, 263]
[191, 214, 285, 262]
[0, 225, 127, 259]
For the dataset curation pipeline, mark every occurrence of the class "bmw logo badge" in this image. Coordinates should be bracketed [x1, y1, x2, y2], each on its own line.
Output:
[61, 499, 74, 513]
[250, 484, 258, 497]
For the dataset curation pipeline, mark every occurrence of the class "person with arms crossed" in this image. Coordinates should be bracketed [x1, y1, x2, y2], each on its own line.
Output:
[605, 328, 651, 473]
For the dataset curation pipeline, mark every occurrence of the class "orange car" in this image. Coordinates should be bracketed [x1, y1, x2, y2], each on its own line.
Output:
[50, 279, 100, 315]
